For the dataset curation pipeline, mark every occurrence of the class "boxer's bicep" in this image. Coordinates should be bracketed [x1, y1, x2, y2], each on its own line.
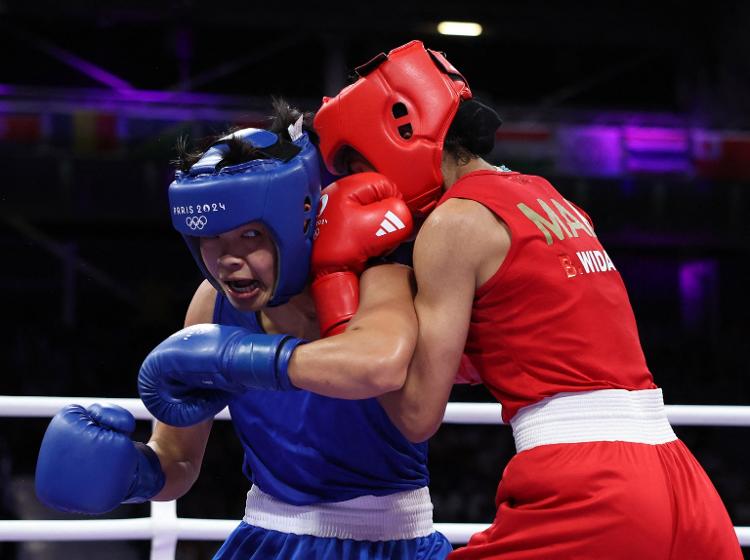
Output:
[413, 217, 477, 390]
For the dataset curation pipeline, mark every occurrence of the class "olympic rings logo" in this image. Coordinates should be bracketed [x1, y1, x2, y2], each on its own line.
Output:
[186, 215, 208, 230]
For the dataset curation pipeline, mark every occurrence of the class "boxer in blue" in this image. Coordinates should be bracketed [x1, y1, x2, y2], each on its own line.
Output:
[35, 102, 452, 559]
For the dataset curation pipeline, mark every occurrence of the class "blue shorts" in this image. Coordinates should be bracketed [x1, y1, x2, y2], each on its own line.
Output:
[213, 521, 453, 559]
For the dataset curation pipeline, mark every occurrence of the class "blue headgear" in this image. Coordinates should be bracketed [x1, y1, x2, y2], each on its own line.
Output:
[168, 128, 321, 306]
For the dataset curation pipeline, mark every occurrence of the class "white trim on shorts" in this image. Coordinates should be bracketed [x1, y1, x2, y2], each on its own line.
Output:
[242, 485, 435, 541]
[510, 388, 677, 453]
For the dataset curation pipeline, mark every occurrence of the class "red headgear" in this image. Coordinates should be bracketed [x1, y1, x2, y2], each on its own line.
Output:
[314, 40, 472, 215]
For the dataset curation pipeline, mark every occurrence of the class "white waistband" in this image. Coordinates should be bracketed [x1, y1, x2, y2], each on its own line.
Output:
[510, 388, 677, 453]
[243, 485, 434, 541]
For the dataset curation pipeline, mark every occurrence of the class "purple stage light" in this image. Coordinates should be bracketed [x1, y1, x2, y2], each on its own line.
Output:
[679, 259, 718, 332]
[623, 125, 692, 174]
[624, 126, 689, 154]
[558, 125, 623, 177]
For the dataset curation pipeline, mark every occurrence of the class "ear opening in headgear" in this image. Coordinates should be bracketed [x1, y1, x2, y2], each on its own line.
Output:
[392, 103, 409, 118]
[303, 195, 313, 235]
[391, 102, 413, 139]
[397, 124, 413, 140]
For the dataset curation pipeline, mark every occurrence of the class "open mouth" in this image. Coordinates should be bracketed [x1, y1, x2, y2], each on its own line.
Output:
[225, 279, 261, 296]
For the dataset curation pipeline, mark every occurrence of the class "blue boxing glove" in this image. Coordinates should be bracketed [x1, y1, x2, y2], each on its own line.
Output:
[138, 324, 305, 427]
[35, 403, 165, 514]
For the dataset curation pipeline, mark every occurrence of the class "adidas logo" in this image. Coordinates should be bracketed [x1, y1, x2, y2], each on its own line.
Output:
[376, 211, 406, 237]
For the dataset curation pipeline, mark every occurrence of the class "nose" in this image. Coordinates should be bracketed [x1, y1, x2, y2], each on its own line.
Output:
[216, 252, 244, 271]
[211, 236, 248, 271]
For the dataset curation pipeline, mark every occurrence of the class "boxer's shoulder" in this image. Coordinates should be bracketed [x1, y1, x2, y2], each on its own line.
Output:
[185, 280, 217, 327]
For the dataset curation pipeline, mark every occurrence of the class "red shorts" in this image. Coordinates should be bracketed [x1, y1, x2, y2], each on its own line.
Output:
[449, 439, 741, 560]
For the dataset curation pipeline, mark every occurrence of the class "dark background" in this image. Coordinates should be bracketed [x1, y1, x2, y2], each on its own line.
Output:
[1, 1, 749, 558]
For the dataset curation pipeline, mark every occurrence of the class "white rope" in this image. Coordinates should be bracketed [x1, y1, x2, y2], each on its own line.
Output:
[738, 527, 750, 547]
[4, 395, 750, 427]
[0, 518, 748, 546]
[0, 518, 155, 540]
[0, 518, 236, 542]
[0, 396, 156, 420]
[2, 394, 749, 551]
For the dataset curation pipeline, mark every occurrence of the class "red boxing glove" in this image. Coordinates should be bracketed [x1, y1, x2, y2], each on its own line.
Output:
[311, 172, 413, 337]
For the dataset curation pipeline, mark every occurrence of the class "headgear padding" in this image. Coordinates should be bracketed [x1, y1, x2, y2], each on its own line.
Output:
[169, 128, 321, 306]
[314, 40, 472, 215]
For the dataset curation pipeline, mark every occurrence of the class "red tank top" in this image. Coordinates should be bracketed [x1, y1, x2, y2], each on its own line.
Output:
[439, 170, 656, 422]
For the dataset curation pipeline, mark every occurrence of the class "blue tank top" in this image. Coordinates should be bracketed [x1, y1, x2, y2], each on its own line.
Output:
[213, 293, 429, 506]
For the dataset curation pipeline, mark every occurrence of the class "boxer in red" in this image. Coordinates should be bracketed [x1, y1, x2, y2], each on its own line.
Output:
[314, 40, 743, 559]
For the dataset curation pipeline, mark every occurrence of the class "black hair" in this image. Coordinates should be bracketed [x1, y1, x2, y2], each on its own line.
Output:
[172, 97, 318, 173]
[267, 97, 319, 145]
[443, 98, 503, 165]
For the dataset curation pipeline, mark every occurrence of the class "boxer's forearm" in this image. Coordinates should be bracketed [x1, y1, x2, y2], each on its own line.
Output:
[289, 265, 417, 399]
[148, 419, 212, 501]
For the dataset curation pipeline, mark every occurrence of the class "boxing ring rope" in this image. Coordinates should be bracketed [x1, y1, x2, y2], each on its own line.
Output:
[1, 396, 749, 560]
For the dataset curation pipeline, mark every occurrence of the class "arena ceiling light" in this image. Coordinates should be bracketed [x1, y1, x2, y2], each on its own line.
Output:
[437, 21, 483, 37]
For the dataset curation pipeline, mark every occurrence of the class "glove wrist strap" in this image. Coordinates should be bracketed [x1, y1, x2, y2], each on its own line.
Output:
[123, 442, 166, 503]
[311, 272, 359, 337]
[274, 337, 305, 391]
[232, 333, 305, 391]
